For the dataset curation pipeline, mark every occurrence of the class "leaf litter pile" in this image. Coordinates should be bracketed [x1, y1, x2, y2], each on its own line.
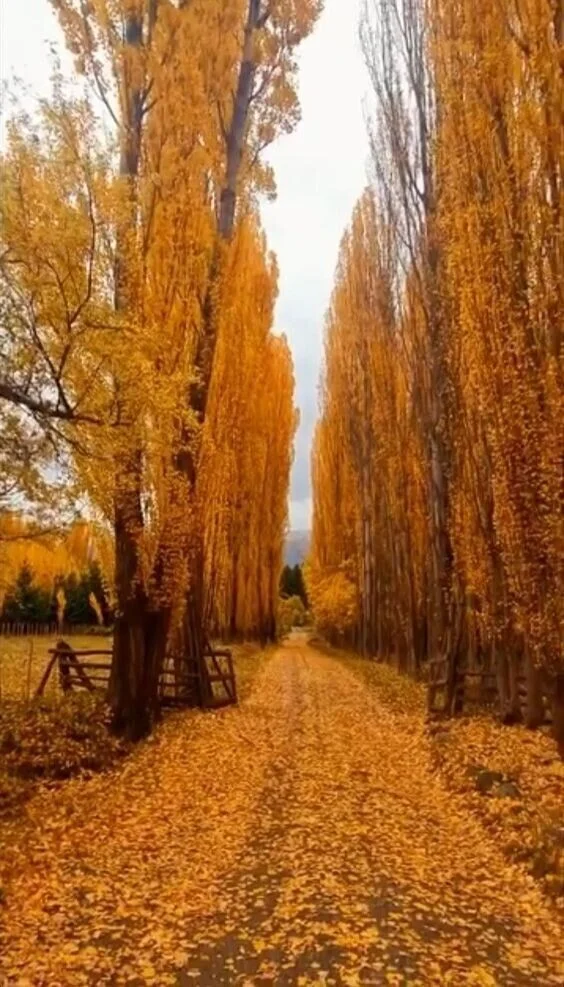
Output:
[1, 636, 563, 985]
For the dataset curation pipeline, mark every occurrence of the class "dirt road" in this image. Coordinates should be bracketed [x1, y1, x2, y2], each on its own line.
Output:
[1, 635, 563, 985]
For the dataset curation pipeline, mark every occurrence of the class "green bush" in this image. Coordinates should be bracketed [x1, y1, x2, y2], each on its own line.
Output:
[1, 562, 51, 625]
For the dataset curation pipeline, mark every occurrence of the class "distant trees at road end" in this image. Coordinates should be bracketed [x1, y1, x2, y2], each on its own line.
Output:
[280, 564, 308, 607]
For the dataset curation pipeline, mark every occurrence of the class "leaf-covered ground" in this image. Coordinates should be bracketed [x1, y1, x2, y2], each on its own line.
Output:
[1, 635, 563, 985]
[429, 715, 564, 899]
[333, 644, 564, 900]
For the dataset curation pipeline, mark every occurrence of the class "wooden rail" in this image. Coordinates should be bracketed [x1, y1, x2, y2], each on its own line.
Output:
[37, 640, 238, 711]
[34, 643, 113, 697]
[428, 656, 552, 724]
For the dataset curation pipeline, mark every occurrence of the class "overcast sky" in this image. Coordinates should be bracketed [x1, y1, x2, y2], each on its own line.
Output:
[0, 0, 370, 532]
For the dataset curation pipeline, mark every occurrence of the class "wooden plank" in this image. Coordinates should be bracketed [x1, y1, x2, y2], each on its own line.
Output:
[222, 656, 235, 702]
[48, 649, 112, 658]
[205, 673, 235, 685]
[59, 654, 73, 693]
[208, 653, 230, 689]
[161, 696, 196, 708]
[208, 652, 235, 702]
[77, 672, 110, 682]
[66, 652, 96, 692]
[35, 652, 59, 698]
[160, 669, 200, 680]
[227, 653, 237, 703]
[69, 675, 108, 692]
[206, 695, 234, 710]
[160, 682, 198, 693]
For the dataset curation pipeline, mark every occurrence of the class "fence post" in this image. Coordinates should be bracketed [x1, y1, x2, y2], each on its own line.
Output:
[59, 655, 70, 693]
[26, 639, 34, 701]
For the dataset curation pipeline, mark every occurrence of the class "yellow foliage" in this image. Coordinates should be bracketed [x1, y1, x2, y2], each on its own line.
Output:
[306, 564, 358, 639]
[0, 518, 106, 611]
[310, 0, 563, 712]
[1, 0, 320, 685]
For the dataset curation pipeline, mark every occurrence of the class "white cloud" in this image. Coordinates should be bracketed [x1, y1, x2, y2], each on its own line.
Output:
[290, 498, 313, 532]
[262, 0, 370, 529]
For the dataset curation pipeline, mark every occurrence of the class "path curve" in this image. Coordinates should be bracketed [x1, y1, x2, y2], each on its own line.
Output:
[1, 635, 563, 985]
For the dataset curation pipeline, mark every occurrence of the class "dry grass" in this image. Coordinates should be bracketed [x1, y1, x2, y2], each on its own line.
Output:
[0, 633, 266, 706]
[0, 634, 113, 703]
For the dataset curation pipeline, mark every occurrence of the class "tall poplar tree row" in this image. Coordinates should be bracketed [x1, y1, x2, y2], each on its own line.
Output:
[309, 0, 563, 741]
[0, 0, 322, 738]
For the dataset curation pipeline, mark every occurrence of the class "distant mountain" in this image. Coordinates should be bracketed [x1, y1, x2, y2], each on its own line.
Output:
[285, 530, 310, 566]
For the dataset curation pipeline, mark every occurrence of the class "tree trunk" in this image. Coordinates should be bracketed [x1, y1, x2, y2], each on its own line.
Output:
[524, 643, 545, 729]
[109, 485, 170, 739]
[444, 592, 464, 715]
[110, 602, 168, 741]
[108, 6, 162, 739]
[551, 675, 564, 753]
[508, 654, 523, 723]
[181, 567, 206, 707]
[495, 644, 510, 721]
[496, 645, 522, 725]
[230, 552, 239, 639]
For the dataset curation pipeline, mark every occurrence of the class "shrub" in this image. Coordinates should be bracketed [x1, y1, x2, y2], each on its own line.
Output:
[277, 595, 308, 636]
[0, 694, 127, 815]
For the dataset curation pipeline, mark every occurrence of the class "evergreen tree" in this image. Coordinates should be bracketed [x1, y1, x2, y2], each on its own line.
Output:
[292, 564, 308, 607]
[1, 561, 51, 624]
[280, 564, 308, 606]
[62, 563, 110, 626]
[280, 565, 295, 598]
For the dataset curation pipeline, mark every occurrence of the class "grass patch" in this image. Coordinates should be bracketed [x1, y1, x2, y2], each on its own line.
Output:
[0, 634, 121, 821]
[0, 638, 266, 820]
[0, 634, 113, 702]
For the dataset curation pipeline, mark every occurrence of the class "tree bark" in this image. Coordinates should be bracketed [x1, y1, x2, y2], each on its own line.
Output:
[524, 643, 545, 729]
[551, 675, 564, 753]
[109, 6, 169, 737]
[496, 646, 522, 725]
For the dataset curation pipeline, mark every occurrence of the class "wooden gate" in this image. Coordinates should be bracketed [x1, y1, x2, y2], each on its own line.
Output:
[35, 641, 112, 697]
[159, 640, 237, 709]
[36, 639, 237, 711]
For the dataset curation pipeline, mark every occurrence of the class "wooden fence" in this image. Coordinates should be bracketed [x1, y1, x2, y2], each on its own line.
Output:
[0, 622, 112, 638]
[0, 622, 58, 637]
[35, 639, 237, 711]
[428, 658, 553, 724]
